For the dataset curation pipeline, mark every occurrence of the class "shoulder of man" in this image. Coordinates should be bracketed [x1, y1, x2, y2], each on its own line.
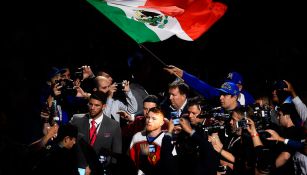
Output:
[103, 114, 120, 127]
[70, 113, 89, 124]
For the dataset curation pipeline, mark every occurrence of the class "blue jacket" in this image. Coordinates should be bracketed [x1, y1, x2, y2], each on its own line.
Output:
[182, 71, 255, 105]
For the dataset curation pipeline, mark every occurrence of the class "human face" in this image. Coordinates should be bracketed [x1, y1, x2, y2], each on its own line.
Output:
[88, 98, 105, 119]
[229, 111, 242, 135]
[277, 111, 287, 127]
[255, 99, 264, 107]
[145, 111, 164, 132]
[97, 78, 112, 93]
[61, 68, 71, 80]
[50, 73, 61, 84]
[220, 94, 237, 110]
[188, 105, 202, 126]
[63, 136, 76, 149]
[143, 102, 157, 117]
[169, 87, 186, 110]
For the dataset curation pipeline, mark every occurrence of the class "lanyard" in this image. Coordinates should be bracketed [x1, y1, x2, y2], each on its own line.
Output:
[146, 131, 163, 144]
[227, 136, 241, 150]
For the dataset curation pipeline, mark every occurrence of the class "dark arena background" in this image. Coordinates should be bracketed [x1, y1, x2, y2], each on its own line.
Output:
[1, 0, 306, 159]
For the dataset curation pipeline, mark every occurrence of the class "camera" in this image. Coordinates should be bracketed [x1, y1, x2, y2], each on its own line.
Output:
[198, 107, 229, 135]
[273, 80, 288, 91]
[236, 118, 249, 129]
[257, 130, 271, 140]
[171, 111, 180, 125]
[199, 106, 230, 120]
[253, 104, 270, 118]
[217, 165, 230, 174]
[115, 82, 125, 91]
[70, 67, 83, 80]
[149, 145, 156, 153]
[99, 155, 107, 164]
[55, 79, 77, 96]
[201, 124, 225, 135]
[211, 112, 230, 120]
[251, 104, 272, 131]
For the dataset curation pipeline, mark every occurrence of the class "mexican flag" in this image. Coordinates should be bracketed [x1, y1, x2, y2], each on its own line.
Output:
[87, 0, 227, 43]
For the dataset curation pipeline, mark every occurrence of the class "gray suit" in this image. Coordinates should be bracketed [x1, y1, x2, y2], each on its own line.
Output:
[70, 113, 122, 169]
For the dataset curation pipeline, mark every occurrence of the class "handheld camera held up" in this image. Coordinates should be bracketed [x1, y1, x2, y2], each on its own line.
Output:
[171, 111, 180, 125]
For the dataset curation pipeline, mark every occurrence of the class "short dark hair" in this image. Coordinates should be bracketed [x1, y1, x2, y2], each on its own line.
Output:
[90, 91, 108, 104]
[277, 103, 300, 125]
[143, 95, 159, 105]
[232, 106, 254, 119]
[187, 96, 205, 109]
[55, 123, 78, 143]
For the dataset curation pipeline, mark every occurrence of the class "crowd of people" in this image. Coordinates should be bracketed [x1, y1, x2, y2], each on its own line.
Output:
[1, 63, 306, 175]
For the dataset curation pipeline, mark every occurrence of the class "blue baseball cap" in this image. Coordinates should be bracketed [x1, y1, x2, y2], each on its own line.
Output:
[47, 67, 65, 79]
[217, 81, 240, 96]
[225, 72, 243, 85]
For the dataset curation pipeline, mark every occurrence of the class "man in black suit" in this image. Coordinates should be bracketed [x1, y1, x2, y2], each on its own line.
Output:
[161, 80, 189, 120]
[70, 91, 122, 175]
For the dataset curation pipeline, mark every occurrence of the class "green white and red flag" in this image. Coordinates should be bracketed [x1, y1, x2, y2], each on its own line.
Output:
[87, 0, 227, 43]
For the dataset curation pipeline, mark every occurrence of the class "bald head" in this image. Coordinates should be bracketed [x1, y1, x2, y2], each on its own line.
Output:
[95, 76, 112, 93]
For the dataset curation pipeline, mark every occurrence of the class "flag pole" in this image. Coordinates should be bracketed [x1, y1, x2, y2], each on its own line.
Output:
[139, 44, 184, 82]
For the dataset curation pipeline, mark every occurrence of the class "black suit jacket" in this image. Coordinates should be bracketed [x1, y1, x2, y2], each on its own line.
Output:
[161, 100, 188, 120]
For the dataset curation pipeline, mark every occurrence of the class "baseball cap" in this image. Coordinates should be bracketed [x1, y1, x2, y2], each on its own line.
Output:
[47, 67, 64, 79]
[225, 72, 243, 85]
[217, 81, 240, 96]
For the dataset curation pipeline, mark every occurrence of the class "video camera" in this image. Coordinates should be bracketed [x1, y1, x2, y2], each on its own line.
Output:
[198, 106, 228, 135]
[201, 123, 225, 135]
[251, 104, 272, 131]
[235, 104, 272, 139]
[198, 106, 231, 120]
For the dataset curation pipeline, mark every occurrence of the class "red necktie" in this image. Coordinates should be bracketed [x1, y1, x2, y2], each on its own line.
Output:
[89, 120, 97, 146]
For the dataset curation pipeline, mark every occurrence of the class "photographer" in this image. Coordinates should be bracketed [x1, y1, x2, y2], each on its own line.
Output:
[59, 65, 96, 113]
[94, 75, 138, 123]
[209, 106, 259, 175]
[271, 80, 292, 106]
[271, 103, 305, 175]
[282, 80, 307, 126]
[167, 96, 219, 175]
[39, 67, 69, 136]
[245, 117, 275, 175]
[274, 80, 307, 172]
[39, 65, 95, 130]
[243, 103, 306, 175]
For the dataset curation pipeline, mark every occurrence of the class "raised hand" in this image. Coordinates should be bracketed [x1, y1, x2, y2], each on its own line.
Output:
[163, 65, 184, 78]
[82, 65, 94, 80]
